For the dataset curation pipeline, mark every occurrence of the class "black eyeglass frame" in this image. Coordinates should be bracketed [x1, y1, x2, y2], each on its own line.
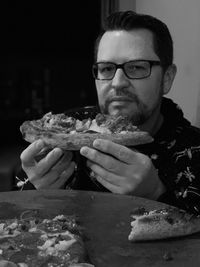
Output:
[92, 60, 161, 80]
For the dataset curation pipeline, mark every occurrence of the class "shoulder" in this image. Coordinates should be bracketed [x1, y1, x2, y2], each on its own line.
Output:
[175, 124, 200, 146]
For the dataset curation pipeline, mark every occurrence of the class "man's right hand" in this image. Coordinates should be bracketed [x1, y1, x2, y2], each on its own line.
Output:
[20, 140, 76, 189]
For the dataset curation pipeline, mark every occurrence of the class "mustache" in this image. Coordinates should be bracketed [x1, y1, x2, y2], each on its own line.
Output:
[106, 88, 139, 103]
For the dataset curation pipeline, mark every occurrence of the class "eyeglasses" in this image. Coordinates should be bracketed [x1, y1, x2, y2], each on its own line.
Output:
[92, 60, 161, 80]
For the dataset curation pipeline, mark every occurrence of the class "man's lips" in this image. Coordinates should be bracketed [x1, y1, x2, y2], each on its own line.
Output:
[109, 96, 133, 102]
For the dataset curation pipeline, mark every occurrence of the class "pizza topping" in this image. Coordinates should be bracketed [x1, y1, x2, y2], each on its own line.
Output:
[75, 119, 92, 132]
[94, 113, 138, 133]
[36, 112, 139, 135]
[165, 216, 174, 225]
[20, 223, 29, 232]
[0, 223, 5, 233]
[38, 235, 76, 252]
[0, 214, 91, 266]
[42, 112, 76, 133]
[130, 207, 148, 217]
[88, 119, 111, 134]
[0, 221, 21, 239]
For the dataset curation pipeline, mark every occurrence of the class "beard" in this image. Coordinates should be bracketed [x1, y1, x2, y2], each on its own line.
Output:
[99, 85, 163, 126]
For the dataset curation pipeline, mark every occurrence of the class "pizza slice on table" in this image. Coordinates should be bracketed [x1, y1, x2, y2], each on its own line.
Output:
[20, 112, 153, 150]
[128, 206, 200, 242]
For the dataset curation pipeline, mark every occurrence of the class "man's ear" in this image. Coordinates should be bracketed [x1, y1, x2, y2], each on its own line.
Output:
[162, 64, 177, 95]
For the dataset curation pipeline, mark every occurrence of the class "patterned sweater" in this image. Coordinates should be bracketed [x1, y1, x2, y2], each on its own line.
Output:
[16, 97, 200, 215]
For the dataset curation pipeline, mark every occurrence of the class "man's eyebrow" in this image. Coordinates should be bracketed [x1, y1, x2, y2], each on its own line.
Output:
[96, 60, 113, 63]
[96, 58, 159, 63]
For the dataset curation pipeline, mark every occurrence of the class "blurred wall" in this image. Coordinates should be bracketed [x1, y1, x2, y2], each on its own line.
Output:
[118, 0, 136, 11]
[119, 0, 200, 127]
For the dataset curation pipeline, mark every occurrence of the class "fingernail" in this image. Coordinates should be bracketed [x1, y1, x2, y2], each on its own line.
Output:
[80, 147, 89, 156]
[53, 148, 63, 157]
[93, 139, 101, 148]
[36, 140, 43, 149]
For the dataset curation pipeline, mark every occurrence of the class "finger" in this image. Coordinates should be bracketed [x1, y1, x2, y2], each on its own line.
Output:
[81, 146, 126, 174]
[46, 152, 74, 180]
[93, 169, 133, 195]
[60, 161, 76, 181]
[49, 162, 76, 189]
[36, 161, 76, 189]
[21, 140, 45, 167]
[80, 147, 117, 172]
[35, 147, 53, 162]
[93, 139, 138, 164]
[87, 160, 124, 186]
[51, 151, 73, 170]
[86, 149, 126, 175]
[29, 151, 73, 185]
[36, 148, 64, 176]
[95, 175, 123, 194]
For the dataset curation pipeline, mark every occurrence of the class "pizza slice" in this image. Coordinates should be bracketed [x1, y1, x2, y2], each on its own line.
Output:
[20, 112, 153, 150]
[128, 207, 200, 242]
[0, 213, 94, 266]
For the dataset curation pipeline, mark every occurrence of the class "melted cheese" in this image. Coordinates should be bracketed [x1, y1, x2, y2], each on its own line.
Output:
[88, 119, 111, 134]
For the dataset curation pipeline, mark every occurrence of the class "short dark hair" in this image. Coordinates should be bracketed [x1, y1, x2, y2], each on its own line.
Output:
[94, 10, 174, 70]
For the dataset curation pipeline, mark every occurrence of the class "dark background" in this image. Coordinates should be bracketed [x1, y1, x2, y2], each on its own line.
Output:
[0, 1, 101, 145]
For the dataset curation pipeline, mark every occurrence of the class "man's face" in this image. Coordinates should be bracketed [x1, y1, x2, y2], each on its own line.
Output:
[95, 29, 165, 127]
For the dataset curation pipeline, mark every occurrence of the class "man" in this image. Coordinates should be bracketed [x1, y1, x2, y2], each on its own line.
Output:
[19, 11, 200, 214]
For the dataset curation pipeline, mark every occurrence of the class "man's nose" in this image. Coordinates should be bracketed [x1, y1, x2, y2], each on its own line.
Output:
[111, 68, 129, 87]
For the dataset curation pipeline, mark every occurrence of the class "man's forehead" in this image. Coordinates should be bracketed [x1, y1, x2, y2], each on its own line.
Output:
[97, 29, 157, 61]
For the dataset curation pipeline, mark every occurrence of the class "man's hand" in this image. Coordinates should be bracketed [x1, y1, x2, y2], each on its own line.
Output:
[20, 140, 76, 189]
[80, 139, 165, 200]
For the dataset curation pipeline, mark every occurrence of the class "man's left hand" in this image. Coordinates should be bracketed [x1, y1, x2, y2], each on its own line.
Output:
[80, 139, 165, 200]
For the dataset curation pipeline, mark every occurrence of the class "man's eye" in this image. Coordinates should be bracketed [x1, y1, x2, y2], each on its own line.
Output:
[128, 64, 146, 71]
[99, 65, 114, 73]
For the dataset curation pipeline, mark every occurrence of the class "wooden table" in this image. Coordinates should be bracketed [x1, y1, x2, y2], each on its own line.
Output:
[0, 190, 199, 267]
